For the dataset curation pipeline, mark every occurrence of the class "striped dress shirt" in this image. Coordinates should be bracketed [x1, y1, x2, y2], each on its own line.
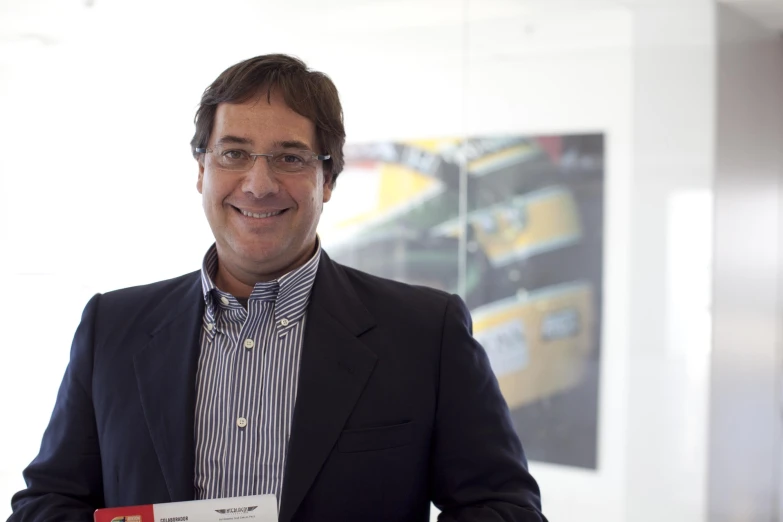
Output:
[194, 243, 320, 502]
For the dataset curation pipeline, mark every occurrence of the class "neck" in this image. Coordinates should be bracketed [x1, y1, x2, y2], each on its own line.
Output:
[213, 242, 318, 298]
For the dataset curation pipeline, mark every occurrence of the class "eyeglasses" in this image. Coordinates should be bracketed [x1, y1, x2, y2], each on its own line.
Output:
[195, 146, 330, 174]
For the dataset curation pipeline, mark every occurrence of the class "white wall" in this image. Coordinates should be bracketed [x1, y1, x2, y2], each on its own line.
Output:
[709, 5, 783, 521]
[625, 2, 716, 522]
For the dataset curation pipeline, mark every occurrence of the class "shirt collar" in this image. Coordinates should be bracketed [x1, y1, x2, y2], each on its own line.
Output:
[200, 240, 321, 322]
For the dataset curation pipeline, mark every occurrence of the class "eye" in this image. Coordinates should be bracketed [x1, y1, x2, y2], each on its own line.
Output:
[272, 152, 307, 172]
[222, 149, 250, 161]
[281, 153, 305, 164]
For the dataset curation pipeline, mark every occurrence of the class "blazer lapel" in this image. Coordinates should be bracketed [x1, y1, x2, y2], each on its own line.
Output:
[278, 253, 377, 522]
[133, 273, 203, 502]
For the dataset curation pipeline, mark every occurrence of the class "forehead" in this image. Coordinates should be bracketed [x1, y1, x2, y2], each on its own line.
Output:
[211, 91, 317, 149]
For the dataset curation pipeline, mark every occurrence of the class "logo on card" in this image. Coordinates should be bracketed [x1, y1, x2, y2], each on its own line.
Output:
[111, 517, 141, 522]
[215, 507, 258, 515]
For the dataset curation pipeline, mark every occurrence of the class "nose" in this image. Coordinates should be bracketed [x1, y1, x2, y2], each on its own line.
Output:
[241, 156, 279, 199]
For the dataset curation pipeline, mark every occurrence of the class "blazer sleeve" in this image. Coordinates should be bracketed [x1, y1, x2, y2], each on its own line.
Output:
[9, 294, 105, 522]
[430, 294, 548, 522]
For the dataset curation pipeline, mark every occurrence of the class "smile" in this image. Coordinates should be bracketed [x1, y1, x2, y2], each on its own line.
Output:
[237, 208, 286, 219]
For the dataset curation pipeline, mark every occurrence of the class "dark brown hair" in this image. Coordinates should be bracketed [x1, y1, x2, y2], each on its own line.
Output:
[190, 54, 346, 186]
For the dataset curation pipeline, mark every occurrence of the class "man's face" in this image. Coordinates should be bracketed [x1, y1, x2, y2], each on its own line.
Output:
[197, 90, 332, 281]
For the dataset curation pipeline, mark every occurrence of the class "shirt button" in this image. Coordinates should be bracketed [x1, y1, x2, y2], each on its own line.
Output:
[236, 417, 247, 428]
[244, 338, 255, 349]
[220, 296, 230, 306]
[206, 323, 214, 331]
[279, 318, 289, 327]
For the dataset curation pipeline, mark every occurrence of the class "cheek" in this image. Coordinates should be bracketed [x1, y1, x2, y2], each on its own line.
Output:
[286, 180, 321, 210]
[309, 190, 324, 213]
[202, 173, 231, 206]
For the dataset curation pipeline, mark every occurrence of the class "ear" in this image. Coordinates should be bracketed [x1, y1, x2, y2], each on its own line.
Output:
[197, 158, 205, 194]
[322, 171, 333, 203]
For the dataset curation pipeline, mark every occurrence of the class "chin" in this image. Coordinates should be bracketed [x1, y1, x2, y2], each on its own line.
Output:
[223, 233, 310, 268]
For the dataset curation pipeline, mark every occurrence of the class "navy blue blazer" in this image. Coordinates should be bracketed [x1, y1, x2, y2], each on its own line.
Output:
[10, 252, 546, 522]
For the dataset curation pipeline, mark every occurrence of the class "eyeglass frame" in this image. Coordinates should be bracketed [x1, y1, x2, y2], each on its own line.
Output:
[195, 146, 331, 173]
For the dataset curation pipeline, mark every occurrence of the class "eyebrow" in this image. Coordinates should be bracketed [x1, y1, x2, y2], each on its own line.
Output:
[214, 136, 316, 152]
[216, 135, 254, 147]
[274, 140, 315, 151]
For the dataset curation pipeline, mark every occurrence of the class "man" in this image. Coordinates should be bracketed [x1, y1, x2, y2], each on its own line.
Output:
[10, 54, 547, 522]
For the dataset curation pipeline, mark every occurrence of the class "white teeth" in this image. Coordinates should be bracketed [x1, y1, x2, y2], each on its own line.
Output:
[240, 209, 283, 219]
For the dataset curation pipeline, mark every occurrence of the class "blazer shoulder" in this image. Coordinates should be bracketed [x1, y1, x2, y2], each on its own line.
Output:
[91, 271, 201, 335]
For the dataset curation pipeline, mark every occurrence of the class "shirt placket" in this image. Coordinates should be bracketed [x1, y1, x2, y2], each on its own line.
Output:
[233, 299, 279, 496]
[218, 306, 245, 497]
[238, 308, 259, 496]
